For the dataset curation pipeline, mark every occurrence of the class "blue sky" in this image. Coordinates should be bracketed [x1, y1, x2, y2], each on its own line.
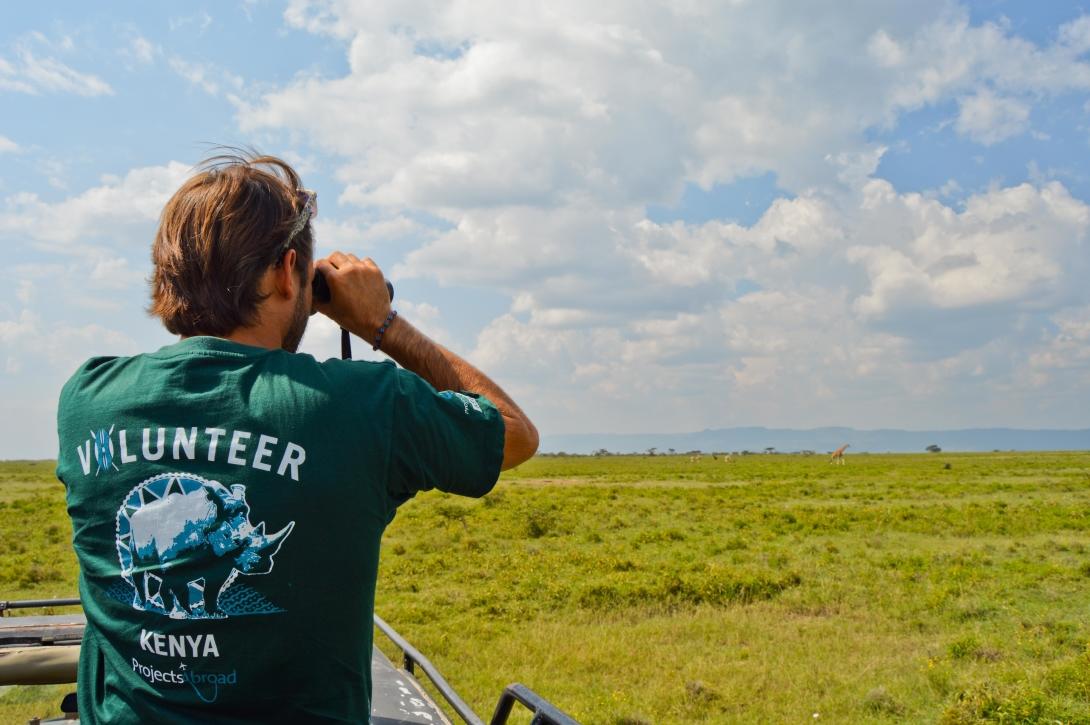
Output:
[2, 1, 1090, 457]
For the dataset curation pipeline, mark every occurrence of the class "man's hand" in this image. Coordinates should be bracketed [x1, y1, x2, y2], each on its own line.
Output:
[313, 252, 392, 339]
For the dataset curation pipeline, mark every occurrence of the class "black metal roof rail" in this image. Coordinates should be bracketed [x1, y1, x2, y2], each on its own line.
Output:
[488, 683, 580, 725]
[0, 599, 81, 615]
[373, 613, 485, 725]
[373, 614, 580, 725]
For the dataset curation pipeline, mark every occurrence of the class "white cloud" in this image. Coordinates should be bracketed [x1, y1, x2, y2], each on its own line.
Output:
[128, 36, 158, 65]
[0, 135, 18, 153]
[241, 0, 260, 23]
[0, 309, 39, 346]
[242, 3, 1090, 215]
[228, 3, 1090, 431]
[0, 161, 190, 250]
[3, 4, 1073, 435]
[169, 12, 214, 35]
[954, 89, 1031, 145]
[15, 278, 33, 305]
[0, 308, 139, 373]
[625, 193, 844, 289]
[1059, 15, 1090, 56]
[866, 29, 906, 68]
[0, 41, 113, 96]
[848, 180, 1089, 318]
[168, 57, 244, 98]
[1020, 303, 1090, 399]
[452, 176, 1090, 432]
[397, 204, 637, 289]
[89, 256, 144, 290]
[312, 215, 428, 258]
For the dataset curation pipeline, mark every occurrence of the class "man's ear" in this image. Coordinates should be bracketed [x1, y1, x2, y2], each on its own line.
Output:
[273, 249, 299, 298]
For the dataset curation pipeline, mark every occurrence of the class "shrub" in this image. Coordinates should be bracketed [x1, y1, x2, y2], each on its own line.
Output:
[633, 529, 685, 545]
[576, 570, 801, 610]
[524, 507, 555, 538]
[1044, 652, 1090, 699]
[434, 502, 471, 529]
[939, 684, 1070, 725]
[863, 686, 904, 716]
[949, 635, 980, 660]
[680, 680, 723, 718]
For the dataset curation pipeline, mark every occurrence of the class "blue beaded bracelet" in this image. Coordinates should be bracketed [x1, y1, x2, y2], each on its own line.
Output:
[372, 310, 397, 351]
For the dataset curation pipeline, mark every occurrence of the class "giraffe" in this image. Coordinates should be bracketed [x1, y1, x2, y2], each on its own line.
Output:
[829, 444, 849, 465]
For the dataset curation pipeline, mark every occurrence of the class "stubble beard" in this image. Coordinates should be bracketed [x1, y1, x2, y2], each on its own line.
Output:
[282, 282, 310, 353]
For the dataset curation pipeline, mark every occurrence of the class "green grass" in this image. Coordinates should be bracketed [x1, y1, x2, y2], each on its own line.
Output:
[4, 453, 1090, 723]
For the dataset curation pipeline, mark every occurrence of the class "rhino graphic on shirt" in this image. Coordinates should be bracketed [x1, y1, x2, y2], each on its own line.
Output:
[116, 474, 294, 619]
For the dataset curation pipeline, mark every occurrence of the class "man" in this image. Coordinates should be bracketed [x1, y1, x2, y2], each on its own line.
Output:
[55, 152, 538, 723]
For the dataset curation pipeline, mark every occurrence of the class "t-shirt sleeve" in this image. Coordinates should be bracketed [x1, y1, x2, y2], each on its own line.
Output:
[386, 368, 506, 506]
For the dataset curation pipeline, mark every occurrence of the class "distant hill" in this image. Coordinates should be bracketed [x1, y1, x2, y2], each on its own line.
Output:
[540, 427, 1090, 455]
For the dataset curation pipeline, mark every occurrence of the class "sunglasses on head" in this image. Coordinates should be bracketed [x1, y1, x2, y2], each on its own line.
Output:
[277, 189, 318, 259]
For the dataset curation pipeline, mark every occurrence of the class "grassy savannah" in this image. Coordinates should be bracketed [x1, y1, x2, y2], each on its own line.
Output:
[3, 452, 1090, 723]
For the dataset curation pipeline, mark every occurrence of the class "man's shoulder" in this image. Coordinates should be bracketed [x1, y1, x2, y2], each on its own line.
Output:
[299, 354, 400, 382]
[59, 347, 404, 402]
[262, 353, 407, 406]
[61, 354, 128, 387]
[58, 353, 140, 405]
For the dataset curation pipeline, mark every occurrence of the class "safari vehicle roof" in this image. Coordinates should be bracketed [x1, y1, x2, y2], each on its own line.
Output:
[0, 609, 449, 725]
[0, 599, 578, 725]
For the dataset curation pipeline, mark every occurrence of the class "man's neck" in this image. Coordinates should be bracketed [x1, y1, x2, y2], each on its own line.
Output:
[184, 327, 283, 351]
[226, 327, 285, 350]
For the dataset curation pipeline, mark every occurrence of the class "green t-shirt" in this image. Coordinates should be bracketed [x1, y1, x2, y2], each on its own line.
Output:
[55, 336, 505, 724]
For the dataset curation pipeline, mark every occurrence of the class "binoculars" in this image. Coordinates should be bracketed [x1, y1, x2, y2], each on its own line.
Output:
[312, 269, 394, 304]
[312, 269, 395, 360]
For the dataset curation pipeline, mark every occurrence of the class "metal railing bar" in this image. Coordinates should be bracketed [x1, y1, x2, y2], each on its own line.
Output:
[0, 599, 82, 614]
[489, 683, 580, 725]
[373, 613, 485, 725]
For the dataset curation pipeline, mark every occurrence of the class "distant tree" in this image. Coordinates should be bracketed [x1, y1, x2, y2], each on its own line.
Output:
[764, 447, 776, 454]
[647, 447, 657, 456]
[926, 444, 942, 453]
[668, 448, 676, 455]
[593, 448, 610, 457]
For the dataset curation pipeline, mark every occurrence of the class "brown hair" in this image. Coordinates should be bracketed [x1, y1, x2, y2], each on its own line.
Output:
[149, 150, 314, 336]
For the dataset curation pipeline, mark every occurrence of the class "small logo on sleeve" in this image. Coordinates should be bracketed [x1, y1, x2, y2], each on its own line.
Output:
[439, 391, 483, 415]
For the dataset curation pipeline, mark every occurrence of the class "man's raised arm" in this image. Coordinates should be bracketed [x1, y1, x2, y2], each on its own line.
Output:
[380, 317, 538, 469]
[314, 252, 539, 470]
